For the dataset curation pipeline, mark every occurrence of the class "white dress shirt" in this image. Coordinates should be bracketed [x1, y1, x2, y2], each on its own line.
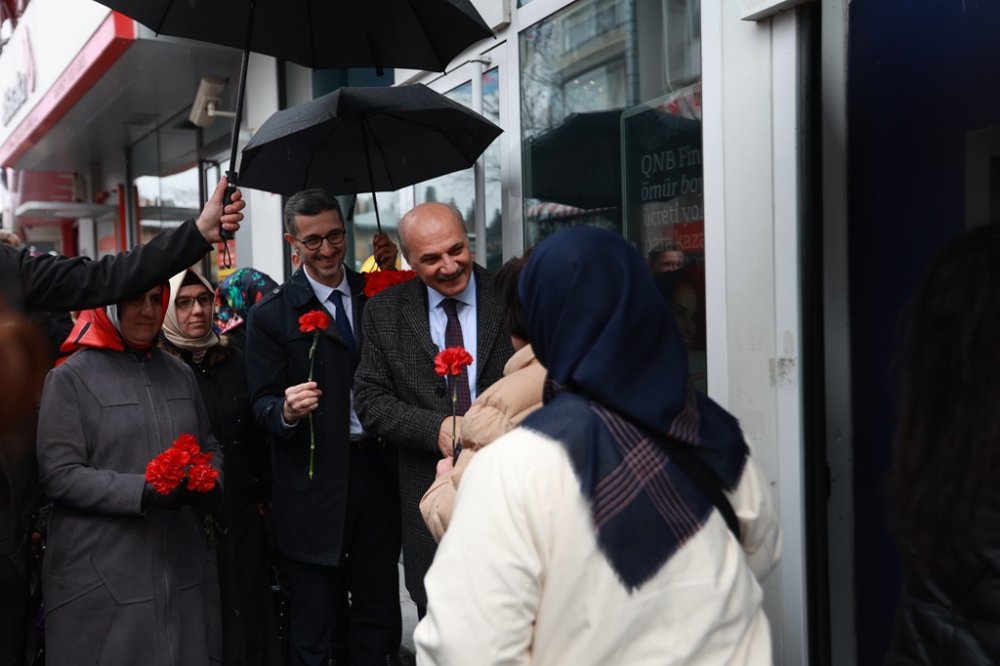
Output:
[426, 271, 478, 402]
[303, 268, 364, 438]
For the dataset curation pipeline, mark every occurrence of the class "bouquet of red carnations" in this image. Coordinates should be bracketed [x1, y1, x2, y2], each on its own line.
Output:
[145, 433, 218, 495]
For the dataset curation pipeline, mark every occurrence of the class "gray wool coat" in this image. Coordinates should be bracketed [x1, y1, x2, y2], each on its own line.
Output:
[36, 347, 223, 666]
[354, 265, 513, 607]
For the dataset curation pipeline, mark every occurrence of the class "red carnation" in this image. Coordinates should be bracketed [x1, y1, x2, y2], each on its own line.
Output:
[145, 456, 185, 495]
[187, 463, 220, 493]
[363, 269, 417, 298]
[298, 310, 330, 333]
[190, 451, 214, 467]
[434, 346, 473, 457]
[434, 346, 473, 377]
[171, 434, 199, 465]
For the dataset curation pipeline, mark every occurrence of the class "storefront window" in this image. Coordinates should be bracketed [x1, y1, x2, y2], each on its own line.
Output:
[520, 0, 705, 388]
[135, 166, 200, 241]
[129, 106, 229, 281]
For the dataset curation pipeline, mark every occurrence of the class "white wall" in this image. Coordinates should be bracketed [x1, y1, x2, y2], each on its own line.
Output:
[239, 53, 285, 280]
[703, 1, 808, 664]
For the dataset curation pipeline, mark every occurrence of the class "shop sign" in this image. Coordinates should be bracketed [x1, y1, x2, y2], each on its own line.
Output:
[1, 26, 35, 127]
[621, 85, 704, 256]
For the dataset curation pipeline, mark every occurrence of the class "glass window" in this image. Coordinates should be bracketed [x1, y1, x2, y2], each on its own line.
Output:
[414, 68, 503, 271]
[129, 106, 228, 282]
[520, 0, 705, 389]
[346, 191, 404, 272]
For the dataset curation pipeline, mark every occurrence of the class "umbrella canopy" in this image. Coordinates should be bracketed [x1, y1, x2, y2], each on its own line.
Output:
[238, 83, 503, 230]
[526, 107, 701, 210]
[91, 0, 493, 256]
[92, 0, 493, 73]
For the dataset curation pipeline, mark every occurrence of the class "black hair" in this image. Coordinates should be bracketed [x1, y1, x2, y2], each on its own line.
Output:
[492, 249, 532, 342]
[283, 188, 344, 236]
[892, 223, 1000, 576]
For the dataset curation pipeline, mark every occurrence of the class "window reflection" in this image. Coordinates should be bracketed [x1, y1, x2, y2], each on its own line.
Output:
[520, 0, 704, 389]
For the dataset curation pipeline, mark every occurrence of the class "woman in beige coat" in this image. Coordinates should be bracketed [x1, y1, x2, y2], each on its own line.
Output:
[420, 253, 544, 542]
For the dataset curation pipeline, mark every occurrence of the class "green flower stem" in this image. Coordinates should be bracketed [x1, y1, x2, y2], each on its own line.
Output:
[307, 333, 319, 381]
[307, 332, 319, 479]
[449, 377, 460, 458]
[308, 414, 316, 480]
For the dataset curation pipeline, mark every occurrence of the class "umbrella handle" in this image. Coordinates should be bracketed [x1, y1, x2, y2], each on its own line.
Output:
[215, 169, 238, 270]
[220, 170, 238, 242]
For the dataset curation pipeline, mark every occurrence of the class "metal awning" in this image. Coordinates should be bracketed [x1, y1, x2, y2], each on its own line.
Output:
[15, 201, 116, 220]
[15, 201, 198, 222]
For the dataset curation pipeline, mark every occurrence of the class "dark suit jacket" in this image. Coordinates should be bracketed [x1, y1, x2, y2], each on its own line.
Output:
[246, 267, 367, 566]
[354, 264, 513, 606]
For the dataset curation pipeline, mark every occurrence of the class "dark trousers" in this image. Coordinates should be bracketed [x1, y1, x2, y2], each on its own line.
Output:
[217, 502, 282, 666]
[285, 559, 350, 666]
[286, 445, 401, 666]
[0, 510, 29, 666]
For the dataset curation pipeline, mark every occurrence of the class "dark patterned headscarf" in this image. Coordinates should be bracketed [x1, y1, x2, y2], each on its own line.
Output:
[214, 268, 278, 334]
[518, 226, 749, 590]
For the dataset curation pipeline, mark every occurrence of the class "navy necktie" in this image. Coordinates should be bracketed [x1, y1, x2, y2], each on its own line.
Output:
[328, 290, 357, 370]
[441, 298, 471, 415]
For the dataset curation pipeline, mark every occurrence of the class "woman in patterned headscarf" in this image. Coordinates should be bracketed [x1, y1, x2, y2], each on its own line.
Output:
[214, 268, 278, 354]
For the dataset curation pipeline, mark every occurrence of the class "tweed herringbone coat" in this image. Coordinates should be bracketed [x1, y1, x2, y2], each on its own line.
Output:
[355, 264, 513, 607]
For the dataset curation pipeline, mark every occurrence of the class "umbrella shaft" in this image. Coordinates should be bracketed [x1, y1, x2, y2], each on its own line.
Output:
[361, 120, 382, 235]
[227, 0, 257, 177]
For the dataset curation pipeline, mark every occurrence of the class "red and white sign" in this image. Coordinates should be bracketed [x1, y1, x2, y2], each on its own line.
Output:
[0, 0, 132, 165]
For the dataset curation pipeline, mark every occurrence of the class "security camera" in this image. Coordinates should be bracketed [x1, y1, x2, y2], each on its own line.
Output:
[189, 75, 235, 128]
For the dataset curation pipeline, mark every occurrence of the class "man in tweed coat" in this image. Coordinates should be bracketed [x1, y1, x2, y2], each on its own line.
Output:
[355, 202, 513, 614]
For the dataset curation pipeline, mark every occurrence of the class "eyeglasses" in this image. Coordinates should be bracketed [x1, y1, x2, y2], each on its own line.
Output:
[175, 293, 214, 310]
[294, 229, 346, 250]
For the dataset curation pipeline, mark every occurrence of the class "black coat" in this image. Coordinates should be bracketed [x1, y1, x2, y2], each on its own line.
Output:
[886, 506, 1000, 665]
[160, 335, 277, 666]
[0, 219, 210, 314]
[161, 336, 268, 513]
[245, 267, 365, 566]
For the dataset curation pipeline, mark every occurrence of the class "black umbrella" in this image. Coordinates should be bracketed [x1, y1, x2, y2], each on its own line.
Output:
[237, 83, 503, 233]
[526, 107, 701, 210]
[91, 0, 493, 239]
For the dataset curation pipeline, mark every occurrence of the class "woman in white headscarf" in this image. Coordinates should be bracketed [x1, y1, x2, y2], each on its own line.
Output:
[160, 269, 279, 666]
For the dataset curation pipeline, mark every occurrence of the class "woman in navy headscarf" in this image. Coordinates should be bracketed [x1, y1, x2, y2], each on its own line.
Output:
[415, 227, 780, 666]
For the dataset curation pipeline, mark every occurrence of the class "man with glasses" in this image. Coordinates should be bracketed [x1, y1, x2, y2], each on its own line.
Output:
[245, 188, 402, 666]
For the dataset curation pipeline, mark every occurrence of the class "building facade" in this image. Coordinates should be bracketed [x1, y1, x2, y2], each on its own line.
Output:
[7, 0, 998, 664]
